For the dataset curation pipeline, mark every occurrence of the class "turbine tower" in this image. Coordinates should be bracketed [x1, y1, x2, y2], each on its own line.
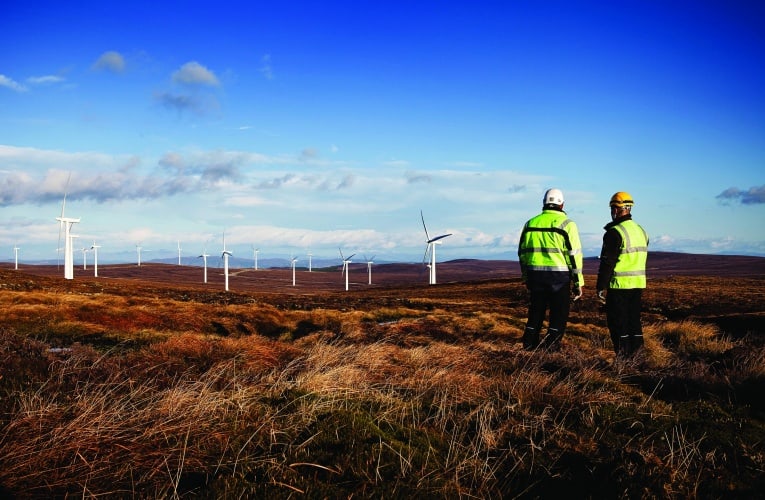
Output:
[291, 256, 298, 286]
[252, 246, 259, 270]
[13, 244, 19, 270]
[81, 247, 88, 270]
[198, 248, 210, 283]
[340, 248, 355, 291]
[364, 255, 375, 285]
[136, 243, 143, 267]
[221, 232, 232, 291]
[308, 251, 313, 272]
[177, 240, 182, 266]
[91, 241, 101, 277]
[421, 210, 452, 285]
[56, 175, 80, 280]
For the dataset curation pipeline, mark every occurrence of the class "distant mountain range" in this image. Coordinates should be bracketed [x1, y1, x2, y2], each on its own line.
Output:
[4, 252, 765, 278]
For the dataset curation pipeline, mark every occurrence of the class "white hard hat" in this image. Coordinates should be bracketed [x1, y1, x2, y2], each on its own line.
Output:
[543, 188, 564, 206]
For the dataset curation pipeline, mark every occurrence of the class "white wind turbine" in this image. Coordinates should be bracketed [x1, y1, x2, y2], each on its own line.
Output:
[221, 232, 232, 291]
[13, 244, 20, 270]
[364, 255, 375, 285]
[136, 242, 143, 267]
[177, 240, 182, 266]
[91, 241, 101, 277]
[339, 248, 355, 291]
[421, 210, 452, 285]
[252, 246, 259, 270]
[291, 255, 298, 286]
[56, 175, 80, 280]
[81, 246, 89, 270]
[307, 251, 313, 272]
[198, 247, 210, 284]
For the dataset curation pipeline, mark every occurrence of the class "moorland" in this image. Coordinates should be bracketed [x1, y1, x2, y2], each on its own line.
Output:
[1, 252, 764, 498]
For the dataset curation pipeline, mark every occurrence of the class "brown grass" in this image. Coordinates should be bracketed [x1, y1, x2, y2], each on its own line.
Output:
[0, 268, 763, 497]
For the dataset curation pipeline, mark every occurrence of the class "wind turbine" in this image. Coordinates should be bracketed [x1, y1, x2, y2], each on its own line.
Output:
[91, 241, 101, 277]
[177, 240, 182, 266]
[221, 232, 232, 291]
[364, 255, 375, 285]
[81, 246, 89, 270]
[13, 244, 19, 270]
[198, 247, 210, 283]
[56, 174, 80, 280]
[307, 251, 313, 272]
[136, 242, 143, 267]
[421, 210, 452, 285]
[291, 255, 298, 286]
[339, 248, 355, 291]
[252, 246, 259, 270]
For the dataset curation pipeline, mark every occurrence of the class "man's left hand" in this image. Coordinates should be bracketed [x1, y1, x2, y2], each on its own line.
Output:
[572, 285, 583, 302]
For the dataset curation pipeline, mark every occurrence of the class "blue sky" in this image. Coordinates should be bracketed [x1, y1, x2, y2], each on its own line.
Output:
[1, 0, 764, 265]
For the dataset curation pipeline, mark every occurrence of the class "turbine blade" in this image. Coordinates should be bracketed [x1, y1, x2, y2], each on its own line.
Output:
[420, 210, 430, 241]
[57, 172, 71, 269]
[429, 233, 453, 243]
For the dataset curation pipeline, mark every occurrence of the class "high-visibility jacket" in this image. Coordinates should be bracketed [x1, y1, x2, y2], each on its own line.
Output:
[610, 219, 648, 289]
[518, 209, 584, 288]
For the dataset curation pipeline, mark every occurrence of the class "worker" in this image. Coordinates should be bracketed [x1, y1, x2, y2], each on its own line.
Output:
[596, 191, 649, 356]
[518, 188, 584, 350]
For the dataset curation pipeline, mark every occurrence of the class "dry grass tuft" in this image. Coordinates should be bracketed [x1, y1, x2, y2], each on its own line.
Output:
[647, 320, 732, 359]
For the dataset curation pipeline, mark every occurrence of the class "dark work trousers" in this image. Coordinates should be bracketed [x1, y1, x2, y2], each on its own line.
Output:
[523, 285, 570, 349]
[606, 288, 644, 355]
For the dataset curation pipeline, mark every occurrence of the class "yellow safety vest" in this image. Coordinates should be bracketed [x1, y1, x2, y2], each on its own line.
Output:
[610, 220, 648, 289]
[518, 210, 584, 286]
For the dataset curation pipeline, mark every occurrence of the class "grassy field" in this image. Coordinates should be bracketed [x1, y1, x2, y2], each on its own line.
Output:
[1, 266, 763, 498]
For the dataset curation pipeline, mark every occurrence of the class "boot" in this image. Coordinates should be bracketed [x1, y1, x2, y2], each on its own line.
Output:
[616, 335, 630, 357]
[541, 327, 563, 350]
[628, 334, 644, 355]
[523, 327, 539, 350]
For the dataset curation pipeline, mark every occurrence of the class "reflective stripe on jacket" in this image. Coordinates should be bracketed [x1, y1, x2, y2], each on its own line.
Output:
[611, 219, 648, 289]
[518, 209, 584, 287]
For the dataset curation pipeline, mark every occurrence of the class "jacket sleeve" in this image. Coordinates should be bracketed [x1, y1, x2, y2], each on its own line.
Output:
[518, 225, 528, 282]
[567, 221, 584, 287]
[596, 228, 621, 290]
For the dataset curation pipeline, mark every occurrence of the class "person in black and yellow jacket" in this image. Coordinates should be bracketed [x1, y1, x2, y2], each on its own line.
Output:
[518, 188, 584, 350]
[597, 191, 649, 357]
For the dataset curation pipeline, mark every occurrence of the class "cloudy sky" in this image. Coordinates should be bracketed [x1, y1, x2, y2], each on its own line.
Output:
[1, 1, 764, 265]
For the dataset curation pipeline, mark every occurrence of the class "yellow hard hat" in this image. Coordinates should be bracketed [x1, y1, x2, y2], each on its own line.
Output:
[609, 191, 634, 208]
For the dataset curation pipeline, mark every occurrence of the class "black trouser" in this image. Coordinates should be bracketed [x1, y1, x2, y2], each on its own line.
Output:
[523, 285, 570, 349]
[606, 288, 644, 355]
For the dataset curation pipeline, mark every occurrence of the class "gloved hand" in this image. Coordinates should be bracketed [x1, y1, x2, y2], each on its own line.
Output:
[572, 285, 583, 302]
[597, 289, 606, 304]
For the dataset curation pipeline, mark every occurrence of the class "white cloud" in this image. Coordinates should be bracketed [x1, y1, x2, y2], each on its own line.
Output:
[172, 61, 220, 86]
[92, 51, 126, 73]
[0, 74, 27, 92]
[27, 75, 65, 85]
[259, 54, 273, 80]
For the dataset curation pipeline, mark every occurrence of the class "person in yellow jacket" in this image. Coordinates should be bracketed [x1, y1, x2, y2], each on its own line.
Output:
[596, 191, 649, 356]
[518, 188, 584, 350]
